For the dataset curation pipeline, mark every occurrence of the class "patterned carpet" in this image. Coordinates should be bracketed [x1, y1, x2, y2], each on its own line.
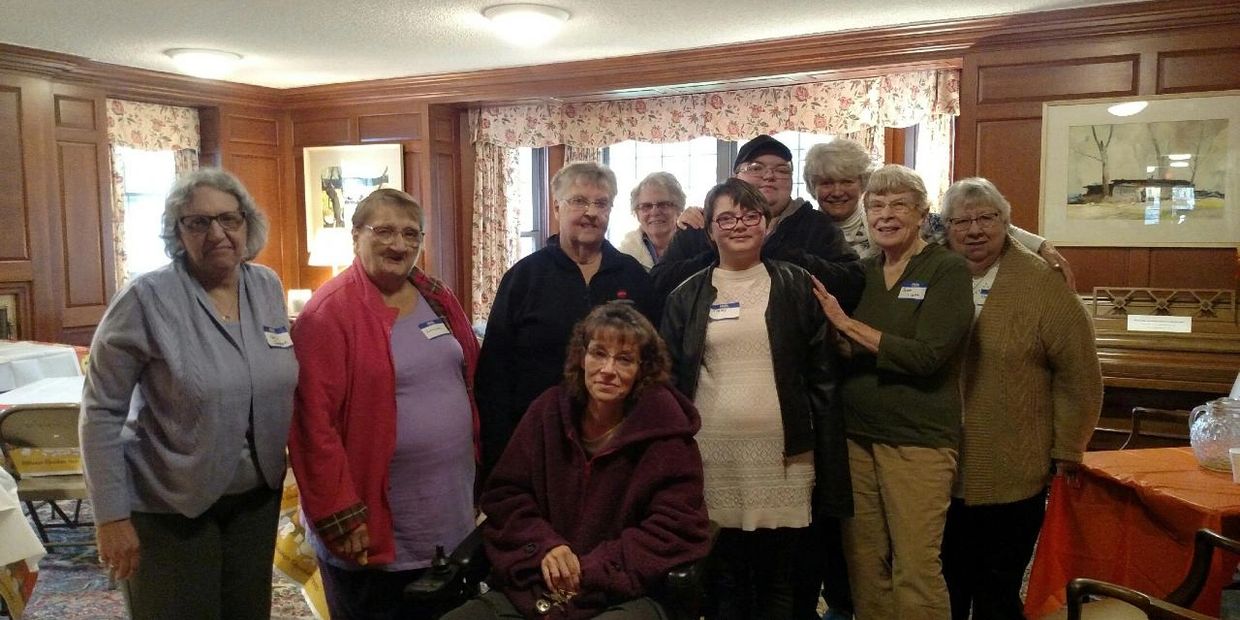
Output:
[17, 500, 314, 620]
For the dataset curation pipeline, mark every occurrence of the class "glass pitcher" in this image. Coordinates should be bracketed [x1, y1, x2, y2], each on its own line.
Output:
[1189, 398, 1240, 472]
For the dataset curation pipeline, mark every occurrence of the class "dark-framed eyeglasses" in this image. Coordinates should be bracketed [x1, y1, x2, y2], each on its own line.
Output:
[736, 162, 794, 179]
[179, 211, 246, 233]
[635, 201, 678, 213]
[713, 211, 764, 230]
[362, 224, 424, 245]
[947, 212, 1003, 232]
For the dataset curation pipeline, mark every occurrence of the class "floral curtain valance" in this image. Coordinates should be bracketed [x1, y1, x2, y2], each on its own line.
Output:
[106, 99, 200, 152]
[471, 69, 959, 148]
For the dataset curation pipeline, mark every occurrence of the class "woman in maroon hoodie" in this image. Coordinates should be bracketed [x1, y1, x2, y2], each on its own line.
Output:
[444, 302, 711, 619]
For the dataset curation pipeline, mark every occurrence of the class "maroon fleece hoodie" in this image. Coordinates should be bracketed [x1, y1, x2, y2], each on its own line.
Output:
[481, 383, 711, 619]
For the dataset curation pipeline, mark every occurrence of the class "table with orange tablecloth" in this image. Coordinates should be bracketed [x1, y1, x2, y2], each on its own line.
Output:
[1024, 447, 1240, 618]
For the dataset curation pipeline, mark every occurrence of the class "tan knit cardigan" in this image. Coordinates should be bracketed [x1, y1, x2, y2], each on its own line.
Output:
[954, 238, 1103, 505]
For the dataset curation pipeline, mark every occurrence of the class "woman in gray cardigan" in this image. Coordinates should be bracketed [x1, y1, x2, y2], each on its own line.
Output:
[80, 168, 298, 620]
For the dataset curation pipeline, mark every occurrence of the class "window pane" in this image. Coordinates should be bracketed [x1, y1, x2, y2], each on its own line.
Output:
[117, 147, 176, 279]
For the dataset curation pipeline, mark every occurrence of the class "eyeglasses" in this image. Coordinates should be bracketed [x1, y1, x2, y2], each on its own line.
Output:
[179, 211, 246, 233]
[736, 162, 794, 179]
[586, 345, 638, 370]
[635, 201, 678, 213]
[947, 212, 1003, 231]
[362, 224, 425, 245]
[563, 196, 613, 212]
[864, 200, 918, 215]
[713, 211, 764, 230]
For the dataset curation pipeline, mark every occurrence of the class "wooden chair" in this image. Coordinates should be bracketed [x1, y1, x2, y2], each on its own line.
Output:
[0, 404, 93, 545]
[1120, 407, 1191, 450]
[1058, 529, 1240, 619]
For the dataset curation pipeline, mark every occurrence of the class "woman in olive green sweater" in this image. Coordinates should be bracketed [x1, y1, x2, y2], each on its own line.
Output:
[813, 165, 973, 620]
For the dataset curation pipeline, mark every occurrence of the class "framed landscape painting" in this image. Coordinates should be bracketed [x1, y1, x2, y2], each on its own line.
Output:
[1040, 91, 1240, 247]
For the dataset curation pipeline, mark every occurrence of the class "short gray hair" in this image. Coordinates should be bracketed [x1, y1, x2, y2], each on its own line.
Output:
[941, 177, 1012, 224]
[551, 161, 618, 202]
[628, 172, 687, 214]
[803, 139, 875, 189]
[161, 168, 268, 260]
[352, 188, 424, 230]
[865, 164, 929, 213]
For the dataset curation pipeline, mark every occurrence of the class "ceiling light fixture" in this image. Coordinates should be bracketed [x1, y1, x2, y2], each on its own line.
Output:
[482, 3, 571, 47]
[165, 48, 243, 79]
[1106, 101, 1148, 117]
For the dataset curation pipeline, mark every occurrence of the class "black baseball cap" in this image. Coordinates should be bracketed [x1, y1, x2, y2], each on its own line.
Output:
[734, 135, 793, 170]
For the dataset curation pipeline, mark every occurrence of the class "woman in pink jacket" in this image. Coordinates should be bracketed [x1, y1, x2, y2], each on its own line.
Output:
[289, 188, 480, 619]
[444, 302, 711, 619]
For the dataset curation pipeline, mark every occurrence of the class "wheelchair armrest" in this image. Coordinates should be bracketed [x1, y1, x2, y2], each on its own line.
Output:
[404, 525, 488, 603]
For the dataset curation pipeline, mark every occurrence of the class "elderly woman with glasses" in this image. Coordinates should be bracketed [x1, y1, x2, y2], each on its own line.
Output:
[938, 178, 1101, 620]
[661, 178, 850, 619]
[477, 162, 658, 477]
[289, 188, 480, 619]
[81, 168, 297, 619]
[445, 302, 711, 620]
[618, 172, 687, 270]
[811, 164, 973, 620]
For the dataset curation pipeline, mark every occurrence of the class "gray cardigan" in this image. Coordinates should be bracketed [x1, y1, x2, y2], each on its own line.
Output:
[80, 260, 297, 524]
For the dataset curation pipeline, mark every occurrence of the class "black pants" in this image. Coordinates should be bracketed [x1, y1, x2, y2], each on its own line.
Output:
[124, 485, 281, 620]
[792, 516, 853, 619]
[941, 490, 1047, 620]
[707, 527, 804, 620]
[319, 559, 441, 620]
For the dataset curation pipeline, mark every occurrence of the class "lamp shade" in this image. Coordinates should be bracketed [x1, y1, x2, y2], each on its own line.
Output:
[308, 228, 354, 268]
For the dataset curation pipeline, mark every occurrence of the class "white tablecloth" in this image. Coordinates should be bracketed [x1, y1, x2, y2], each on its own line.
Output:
[0, 376, 85, 407]
[0, 342, 82, 393]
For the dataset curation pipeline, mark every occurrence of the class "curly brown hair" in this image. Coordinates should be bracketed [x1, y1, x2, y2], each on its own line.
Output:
[562, 301, 671, 411]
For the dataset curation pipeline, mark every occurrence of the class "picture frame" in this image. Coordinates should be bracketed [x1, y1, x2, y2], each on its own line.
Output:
[303, 144, 403, 262]
[1039, 91, 1240, 247]
[0, 291, 20, 340]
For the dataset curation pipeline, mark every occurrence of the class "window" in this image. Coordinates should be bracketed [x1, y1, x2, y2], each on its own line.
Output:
[116, 147, 176, 279]
[509, 147, 548, 262]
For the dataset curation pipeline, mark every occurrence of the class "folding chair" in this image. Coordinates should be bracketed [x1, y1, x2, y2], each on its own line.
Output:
[0, 404, 93, 546]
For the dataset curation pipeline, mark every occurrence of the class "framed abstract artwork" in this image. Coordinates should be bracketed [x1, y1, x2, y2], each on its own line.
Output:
[303, 144, 403, 263]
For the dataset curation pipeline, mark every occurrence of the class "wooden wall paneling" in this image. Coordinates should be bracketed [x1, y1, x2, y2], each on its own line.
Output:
[0, 82, 30, 262]
[973, 118, 1042, 232]
[1147, 249, 1238, 289]
[456, 109, 475, 312]
[976, 55, 1138, 104]
[0, 73, 57, 341]
[52, 83, 113, 336]
[1157, 48, 1240, 94]
[213, 106, 286, 284]
[426, 106, 461, 291]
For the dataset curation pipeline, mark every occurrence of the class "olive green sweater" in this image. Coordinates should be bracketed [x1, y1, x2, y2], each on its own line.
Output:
[839, 243, 974, 449]
[954, 240, 1103, 505]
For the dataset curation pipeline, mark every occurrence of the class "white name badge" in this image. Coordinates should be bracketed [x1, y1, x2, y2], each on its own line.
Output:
[709, 301, 741, 321]
[263, 326, 293, 348]
[419, 318, 451, 340]
[898, 282, 927, 300]
[974, 288, 990, 306]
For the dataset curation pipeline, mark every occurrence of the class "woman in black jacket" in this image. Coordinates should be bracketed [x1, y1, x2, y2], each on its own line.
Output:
[659, 178, 850, 620]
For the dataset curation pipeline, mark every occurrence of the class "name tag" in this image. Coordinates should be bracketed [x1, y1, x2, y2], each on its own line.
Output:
[709, 301, 741, 321]
[898, 281, 927, 300]
[263, 326, 293, 348]
[974, 288, 990, 306]
[419, 318, 451, 340]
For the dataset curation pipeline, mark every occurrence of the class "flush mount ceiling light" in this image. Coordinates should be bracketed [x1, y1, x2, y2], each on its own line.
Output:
[165, 48, 242, 79]
[482, 3, 571, 47]
[1106, 100, 1148, 117]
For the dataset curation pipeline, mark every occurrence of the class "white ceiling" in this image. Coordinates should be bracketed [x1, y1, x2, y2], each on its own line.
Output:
[0, 0, 1128, 89]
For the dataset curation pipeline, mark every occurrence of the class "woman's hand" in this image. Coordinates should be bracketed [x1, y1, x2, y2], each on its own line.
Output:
[331, 523, 370, 565]
[676, 207, 705, 230]
[97, 518, 141, 580]
[541, 544, 581, 595]
[811, 276, 850, 328]
[1038, 241, 1076, 291]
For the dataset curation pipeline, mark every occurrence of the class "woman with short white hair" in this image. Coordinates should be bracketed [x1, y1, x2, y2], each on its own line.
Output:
[619, 172, 687, 270]
[938, 177, 1102, 620]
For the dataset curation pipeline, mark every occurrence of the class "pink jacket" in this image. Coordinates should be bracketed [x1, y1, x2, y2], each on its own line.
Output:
[289, 258, 480, 565]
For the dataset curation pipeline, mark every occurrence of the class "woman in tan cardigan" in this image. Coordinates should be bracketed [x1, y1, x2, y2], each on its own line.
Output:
[938, 177, 1103, 620]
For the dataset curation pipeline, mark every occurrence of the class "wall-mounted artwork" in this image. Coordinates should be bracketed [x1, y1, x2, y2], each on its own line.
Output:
[0, 293, 18, 340]
[1040, 91, 1240, 247]
[303, 144, 403, 261]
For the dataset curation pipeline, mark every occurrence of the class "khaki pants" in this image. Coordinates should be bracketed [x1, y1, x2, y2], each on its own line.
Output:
[840, 439, 957, 620]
